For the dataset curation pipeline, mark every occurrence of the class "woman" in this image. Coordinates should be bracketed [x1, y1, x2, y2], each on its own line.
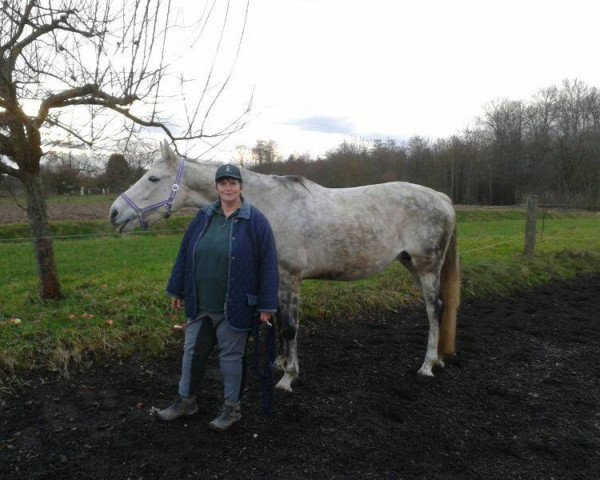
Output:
[158, 164, 279, 431]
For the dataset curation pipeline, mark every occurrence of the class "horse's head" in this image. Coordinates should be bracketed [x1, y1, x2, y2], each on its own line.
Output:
[109, 141, 194, 232]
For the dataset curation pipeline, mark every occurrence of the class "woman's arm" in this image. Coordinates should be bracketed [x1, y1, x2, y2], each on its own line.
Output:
[254, 213, 279, 313]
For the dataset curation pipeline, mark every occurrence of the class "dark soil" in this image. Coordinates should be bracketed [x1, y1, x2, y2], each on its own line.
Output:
[0, 201, 113, 223]
[0, 200, 196, 223]
[2, 275, 599, 479]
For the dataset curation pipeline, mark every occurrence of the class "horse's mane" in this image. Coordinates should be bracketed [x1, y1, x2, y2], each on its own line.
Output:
[271, 174, 314, 192]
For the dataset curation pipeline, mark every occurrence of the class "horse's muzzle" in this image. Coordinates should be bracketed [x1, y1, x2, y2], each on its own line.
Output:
[109, 207, 119, 227]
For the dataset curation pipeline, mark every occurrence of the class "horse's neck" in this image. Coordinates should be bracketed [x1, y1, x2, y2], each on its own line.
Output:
[182, 161, 217, 208]
[239, 170, 274, 195]
[236, 170, 297, 211]
[180, 161, 312, 212]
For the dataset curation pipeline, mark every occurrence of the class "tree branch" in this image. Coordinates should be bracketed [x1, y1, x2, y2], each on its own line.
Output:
[0, 108, 29, 128]
[0, 130, 15, 154]
[199, 0, 249, 137]
[44, 116, 94, 147]
[0, 0, 36, 52]
[0, 152, 20, 178]
[9, 8, 101, 68]
[101, 102, 177, 142]
[35, 84, 137, 126]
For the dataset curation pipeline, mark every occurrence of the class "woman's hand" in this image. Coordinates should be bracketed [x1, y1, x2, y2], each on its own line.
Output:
[171, 297, 183, 310]
[259, 311, 273, 326]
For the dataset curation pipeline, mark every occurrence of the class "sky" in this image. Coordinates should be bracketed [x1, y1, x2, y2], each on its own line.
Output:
[165, 0, 600, 161]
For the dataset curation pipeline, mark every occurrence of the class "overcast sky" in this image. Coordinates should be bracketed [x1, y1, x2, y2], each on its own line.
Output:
[174, 0, 600, 161]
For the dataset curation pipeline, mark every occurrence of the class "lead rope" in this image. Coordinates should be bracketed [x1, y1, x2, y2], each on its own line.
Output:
[252, 316, 276, 415]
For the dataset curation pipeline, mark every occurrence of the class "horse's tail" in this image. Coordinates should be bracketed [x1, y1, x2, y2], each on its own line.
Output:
[438, 224, 460, 356]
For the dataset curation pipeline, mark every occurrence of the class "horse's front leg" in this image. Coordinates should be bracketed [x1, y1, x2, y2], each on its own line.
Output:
[275, 277, 300, 393]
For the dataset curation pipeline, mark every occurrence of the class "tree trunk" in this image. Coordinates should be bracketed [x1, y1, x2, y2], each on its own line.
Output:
[23, 172, 63, 300]
[450, 160, 455, 201]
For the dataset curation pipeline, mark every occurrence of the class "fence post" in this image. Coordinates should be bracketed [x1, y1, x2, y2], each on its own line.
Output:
[524, 194, 537, 257]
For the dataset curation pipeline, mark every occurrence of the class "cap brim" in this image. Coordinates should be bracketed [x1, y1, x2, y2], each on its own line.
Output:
[215, 175, 242, 181]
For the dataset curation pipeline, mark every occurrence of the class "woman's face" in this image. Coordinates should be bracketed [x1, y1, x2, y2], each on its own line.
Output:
[216, 178, 243, 204]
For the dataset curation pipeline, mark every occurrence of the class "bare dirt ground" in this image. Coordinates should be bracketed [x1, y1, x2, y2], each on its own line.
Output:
[0, 200, 114, 223]
[0, 199, 199, 224]
[1, 274, 599, 479]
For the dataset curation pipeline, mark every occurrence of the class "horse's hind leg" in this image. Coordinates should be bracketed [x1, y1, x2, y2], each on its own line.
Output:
[399, 250, 421, 289]
[400, 252, 443, 376]
[275, 274, 300, 393]
[416, 269, 444, 376]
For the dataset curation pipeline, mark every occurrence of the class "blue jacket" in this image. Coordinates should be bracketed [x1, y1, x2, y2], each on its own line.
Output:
[166, 200, 279, 330]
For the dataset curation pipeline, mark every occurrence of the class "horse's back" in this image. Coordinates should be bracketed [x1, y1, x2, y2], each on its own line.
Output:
[271, 180, 455, 280]
[316, 181, 454, 234]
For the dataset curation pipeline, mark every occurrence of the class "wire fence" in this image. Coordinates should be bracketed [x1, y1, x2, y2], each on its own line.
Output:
[459, 198, 599, 256]
[459, 236, 599, 256]
[1, 202, 598, 258]
[3, 229, 597, 260]
[457, 203, 600, 211]
[0, 228, 189, 243]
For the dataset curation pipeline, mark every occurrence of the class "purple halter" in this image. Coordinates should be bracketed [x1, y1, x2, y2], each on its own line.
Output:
[120, 158, 185, 231]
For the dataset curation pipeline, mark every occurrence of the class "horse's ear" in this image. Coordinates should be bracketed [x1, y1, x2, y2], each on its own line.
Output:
[160, 140, 178, 166]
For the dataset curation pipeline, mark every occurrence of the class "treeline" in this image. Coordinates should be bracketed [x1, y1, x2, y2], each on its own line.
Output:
[252, 79, 600, 206]
[2, 79, 598, 206]
[40, 152, 144, 195]
[0, 147, 159, 197]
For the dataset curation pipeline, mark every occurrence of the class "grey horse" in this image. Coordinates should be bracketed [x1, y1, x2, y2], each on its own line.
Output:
[109, 142, 460, 392]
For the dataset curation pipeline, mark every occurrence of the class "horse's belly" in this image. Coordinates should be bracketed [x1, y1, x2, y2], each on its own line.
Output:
[304, 249, 398, 281]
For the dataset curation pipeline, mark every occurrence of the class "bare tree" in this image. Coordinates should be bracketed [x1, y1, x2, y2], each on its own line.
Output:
[113, 137, 160, 182]
[233, 144, 251, 167]
[479, 99, 527, 203]
[251, 139, 280, 166]
[552, 79, 600, 199]
[0, 0, 250, 299]
[42, 150, 99, 194]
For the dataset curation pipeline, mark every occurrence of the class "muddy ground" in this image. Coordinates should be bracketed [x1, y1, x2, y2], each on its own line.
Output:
[0, 199, 198, 224]
[0, 200, 112, 223]
[1, 274, 599, 479]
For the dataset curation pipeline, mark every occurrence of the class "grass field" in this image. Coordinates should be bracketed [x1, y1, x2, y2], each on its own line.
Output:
[1, 208, 599, 373]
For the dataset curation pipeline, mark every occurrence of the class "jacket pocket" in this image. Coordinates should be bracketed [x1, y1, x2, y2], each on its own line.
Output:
[246, 293, 258, 306]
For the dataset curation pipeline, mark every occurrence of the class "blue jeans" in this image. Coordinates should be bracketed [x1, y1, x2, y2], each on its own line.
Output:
[178, 315, 249, 402]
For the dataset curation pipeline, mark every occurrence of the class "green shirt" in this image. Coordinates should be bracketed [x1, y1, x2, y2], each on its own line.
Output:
[194, 205, 239, 313]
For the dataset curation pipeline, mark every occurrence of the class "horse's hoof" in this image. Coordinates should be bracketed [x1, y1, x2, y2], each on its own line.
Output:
[435, 359, 446, 368]
[417, 366, 434, 377]
[275, 378, 293, 393]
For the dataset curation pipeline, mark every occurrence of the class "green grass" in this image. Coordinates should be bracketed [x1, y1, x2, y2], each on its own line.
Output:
[1, 210, 599, 373]
[1, 234, 183, 372]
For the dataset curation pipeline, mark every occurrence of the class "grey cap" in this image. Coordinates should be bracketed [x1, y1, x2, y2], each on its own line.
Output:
[215, 164, 242, 182]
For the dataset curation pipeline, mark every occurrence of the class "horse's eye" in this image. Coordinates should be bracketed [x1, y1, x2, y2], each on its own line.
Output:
[148, 176, 160, 183]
